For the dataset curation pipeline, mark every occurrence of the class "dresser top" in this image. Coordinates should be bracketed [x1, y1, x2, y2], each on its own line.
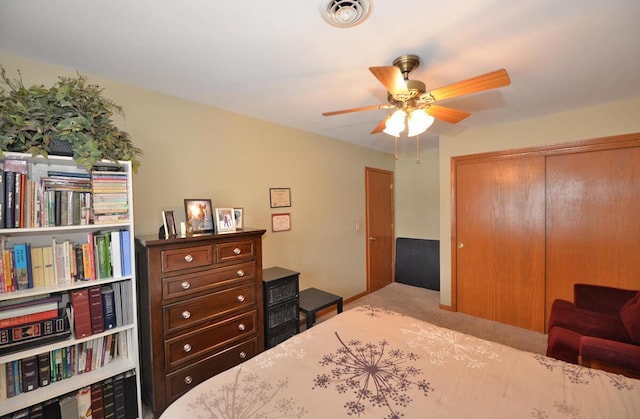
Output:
[135, 228, 266, 247]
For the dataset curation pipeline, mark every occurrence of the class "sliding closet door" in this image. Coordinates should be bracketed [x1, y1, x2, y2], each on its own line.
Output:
[455, 155, 546, 332]
[545, 146, 640, 327]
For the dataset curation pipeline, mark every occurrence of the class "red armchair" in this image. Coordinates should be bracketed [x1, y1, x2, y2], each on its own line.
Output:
[546, 284, 640, 378]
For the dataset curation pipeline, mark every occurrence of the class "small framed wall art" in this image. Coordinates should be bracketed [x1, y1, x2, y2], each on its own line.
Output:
[184, 199, 215, 233]
[233, 208, 244, 229]
[271, 213, 291, 232]
[269, 188, 291, 208]
[215, 208, 236, 233]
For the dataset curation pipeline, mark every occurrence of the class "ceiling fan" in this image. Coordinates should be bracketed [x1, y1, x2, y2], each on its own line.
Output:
[322, 54, 511, 136]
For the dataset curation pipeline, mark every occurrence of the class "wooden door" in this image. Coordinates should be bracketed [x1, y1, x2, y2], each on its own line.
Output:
[455, 156, 546, 332]
[545, 146, 640, 327]
[365, 167, 394, 293]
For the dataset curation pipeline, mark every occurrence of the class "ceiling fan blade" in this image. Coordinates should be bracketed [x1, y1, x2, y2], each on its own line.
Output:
[370, 114, 392, 134]
[369, 66, 409, 96]
[322, 104, 390, 117]
[425, 104, 471, 124]
[427, 69, 511, 102]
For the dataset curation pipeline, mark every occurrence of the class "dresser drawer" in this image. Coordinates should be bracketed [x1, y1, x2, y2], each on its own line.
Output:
[217, 240, 256, 263]
[164, 282, 257, 334]
[161, 245, 214, 273]
[164, 311, 257, 370]
[165, 338, 258, 404]
[162, 262, 256, 301]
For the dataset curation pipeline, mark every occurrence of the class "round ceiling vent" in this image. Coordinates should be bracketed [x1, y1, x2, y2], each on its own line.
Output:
[321, 0, 372, 28]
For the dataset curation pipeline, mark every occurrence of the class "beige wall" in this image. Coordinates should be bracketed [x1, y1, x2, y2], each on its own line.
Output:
[395, 144, 440, 239]
[0, 52, 395, 300]
[438, 97, 640, 305]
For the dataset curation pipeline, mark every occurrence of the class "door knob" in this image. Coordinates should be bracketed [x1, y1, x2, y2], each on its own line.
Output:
[369, 237, 376, 241]
[457, 242, 464, 248]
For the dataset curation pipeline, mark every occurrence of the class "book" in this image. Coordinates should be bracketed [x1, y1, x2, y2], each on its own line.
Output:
[42, 245, 55, 285]
[113, 373, 126, 419]
[71, 289, 93, 338]
[6, 358, 15, 397]
[112, 281, 123, 327]
[29, 403, 45, 419]
[0, 362, 6, 401]
[74, 244, 85, 281]
[13, 243, 29, 290]
[38, 351, 51, 387]
[0, 310, 70, 355]
[2, 248, 13, 292]
[110, 230, 122, 277]
[94, 233, 108, 278]
[102, 376, 115, 419]
[77, 385, 92, 419]
[59, 392, 79, 419]
[91, 382, 105, 419]
[43, 398, 62, 419]
[102, 286, 116, 330]
[120, 230, 131, 277]
[4, 170, 15, 229]
[21, 354, 39, 392]
[0, 295, 61, 322]
[89, 285, 105, 334]
[30, 246, 46, 287]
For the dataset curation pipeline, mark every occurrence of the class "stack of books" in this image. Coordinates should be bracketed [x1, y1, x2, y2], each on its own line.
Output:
[91, 166, 129, 225]
[0, 295, 70, 356]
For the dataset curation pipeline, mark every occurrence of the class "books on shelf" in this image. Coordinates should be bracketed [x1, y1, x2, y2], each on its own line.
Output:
[70, 289, 92, 339]
[0, 308, 70, 356]
[89, 285, 105, 334]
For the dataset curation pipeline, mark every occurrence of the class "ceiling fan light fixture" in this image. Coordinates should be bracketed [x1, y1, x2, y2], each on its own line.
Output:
[321, 0, 372, 28]
[407, 109, 435, 137]
[382, 109, 406, 136]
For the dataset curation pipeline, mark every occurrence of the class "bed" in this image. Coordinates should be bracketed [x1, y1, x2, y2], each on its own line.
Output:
[159, 305, 640, 418]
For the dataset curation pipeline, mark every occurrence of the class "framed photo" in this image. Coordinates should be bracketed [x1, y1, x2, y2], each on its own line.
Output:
[215, 208, 236, 233]
[269, 188, 291, 208]
[184, 199, 215, 233]
[271, 213, 291, 232]
[162, 210, 177, 237]
[233, 208, 244, 229]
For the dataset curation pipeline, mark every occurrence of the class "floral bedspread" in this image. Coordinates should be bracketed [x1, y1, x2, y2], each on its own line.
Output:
[160, 306, 640, 418]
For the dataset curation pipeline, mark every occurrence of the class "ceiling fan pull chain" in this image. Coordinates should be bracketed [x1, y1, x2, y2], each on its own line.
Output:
[416, 135, 420, 164]
[394, 136, 398, 160]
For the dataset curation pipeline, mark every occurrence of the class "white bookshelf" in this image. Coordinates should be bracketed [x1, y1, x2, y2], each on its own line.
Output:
[0, 152, 141, 418]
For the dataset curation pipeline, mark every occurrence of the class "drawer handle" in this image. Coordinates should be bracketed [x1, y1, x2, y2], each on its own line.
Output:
[183, 343, 192, 353]
[238, 323, 246, 331]
[237, 295, 245, 302]
[181, 281, 191, 290]
[233, 247, 241, 255]
[184, 255, 193, 262]
[239, 351, 247, 359]
[182, 311, 191, 319]
[184, 375, 193, 385]
[237, 269, 245, 277]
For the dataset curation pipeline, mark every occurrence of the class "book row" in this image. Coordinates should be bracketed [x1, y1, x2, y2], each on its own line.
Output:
[1, 160, 129, 230]
[1, 282, 134, 348]
[0, 330, 131, 403]
[70, 283, 134, 340]
[0, 371, 138, 419]
[0, 229, 132, 293]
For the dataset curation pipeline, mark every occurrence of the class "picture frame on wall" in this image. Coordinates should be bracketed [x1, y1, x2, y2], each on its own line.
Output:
[215, 208, 236, 233]
[269, 188, 291, 208]
[184, 199, 215, 233]
[233, 208, 244, 229]
[271, 213, 291, 232]
[162, 210, 177, 237]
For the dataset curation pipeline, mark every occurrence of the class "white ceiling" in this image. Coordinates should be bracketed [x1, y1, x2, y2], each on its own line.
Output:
[1, 0, 639, 155]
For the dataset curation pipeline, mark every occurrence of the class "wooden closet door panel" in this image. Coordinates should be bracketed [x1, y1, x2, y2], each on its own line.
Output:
[546, 146, 640, 327]
[456, 156, 546, 332]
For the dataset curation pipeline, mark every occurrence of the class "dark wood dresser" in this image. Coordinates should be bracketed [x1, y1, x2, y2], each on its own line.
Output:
[135, 229, 266, 415]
